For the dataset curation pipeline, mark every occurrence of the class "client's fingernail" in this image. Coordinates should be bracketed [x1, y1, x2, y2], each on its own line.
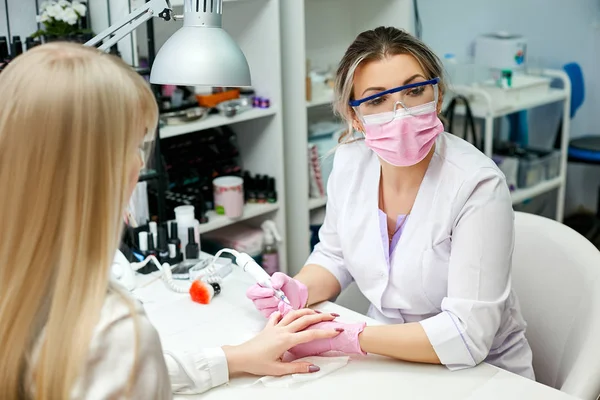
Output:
[335, 328, 345, 332]
[309, 365, 320, 373]
[330, 313, 340, 317]
[314, 310, 322, 314]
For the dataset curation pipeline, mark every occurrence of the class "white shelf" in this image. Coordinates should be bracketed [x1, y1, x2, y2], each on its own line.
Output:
[511, 177, 563, 204]
[450, 87, 568, 119]
[198, 203, 280, 235]
[308, 196, 327, 210]
[159, 107, 277, 139]
[306, 93, 333, 108]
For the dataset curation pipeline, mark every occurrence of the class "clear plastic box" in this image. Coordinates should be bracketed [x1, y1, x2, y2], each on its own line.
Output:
[518, 156, 546, 188]
[517, 149, 561, 188]
[544, 151, 561, 180]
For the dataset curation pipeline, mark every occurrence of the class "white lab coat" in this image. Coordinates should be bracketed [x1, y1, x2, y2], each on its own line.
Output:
[306, 132, 534, 379]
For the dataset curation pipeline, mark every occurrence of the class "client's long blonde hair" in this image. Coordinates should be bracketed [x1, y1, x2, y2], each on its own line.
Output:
[0, 43, 158, 399]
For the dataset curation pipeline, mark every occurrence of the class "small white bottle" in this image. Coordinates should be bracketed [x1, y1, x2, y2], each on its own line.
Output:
[174, 206, 200, 258]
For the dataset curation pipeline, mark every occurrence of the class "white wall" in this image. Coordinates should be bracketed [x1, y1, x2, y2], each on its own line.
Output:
[419, 0, 600, 214]
[0, 0, 136, 64]
[0, 0, 38, 41]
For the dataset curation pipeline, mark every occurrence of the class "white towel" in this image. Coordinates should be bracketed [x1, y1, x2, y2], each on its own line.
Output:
[252, 356, 349, 388]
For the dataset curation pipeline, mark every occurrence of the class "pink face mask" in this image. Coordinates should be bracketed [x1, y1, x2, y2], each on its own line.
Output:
[362, 101, 443, 167]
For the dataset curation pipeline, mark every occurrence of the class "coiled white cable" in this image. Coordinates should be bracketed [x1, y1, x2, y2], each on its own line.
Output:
[202, 274, 223, 285]
[132, 256, 190, 293]
[189, 248, 238, 285]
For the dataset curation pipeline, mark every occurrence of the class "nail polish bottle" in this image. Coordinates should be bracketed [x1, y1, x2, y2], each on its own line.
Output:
[258, 175, 270, 204]
[168, 222, 183, 264]
[138, 231, 149, 254]
[11, 36, 22, 57]
[149, 221, 158, 248]
[25, 36, 40, 51]
[157, 225, 169, 263]
[185, 227, 200, 260]
[147, 232, 157, 258]
[267, 177, 277, 203]
[0, 37, 10, 72]
[247, 175, 258, 204]
[242, 171, 251, 202]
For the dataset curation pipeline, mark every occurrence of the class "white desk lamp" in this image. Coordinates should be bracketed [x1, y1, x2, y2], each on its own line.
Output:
[85, 0, 251, 87]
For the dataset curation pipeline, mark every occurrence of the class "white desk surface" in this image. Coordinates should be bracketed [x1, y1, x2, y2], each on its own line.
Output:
[133, 269, 577, 400]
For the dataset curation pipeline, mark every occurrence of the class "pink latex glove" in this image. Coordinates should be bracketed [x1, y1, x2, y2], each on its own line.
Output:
[287, 316, 367, 358]
[246, 272, 309, 318]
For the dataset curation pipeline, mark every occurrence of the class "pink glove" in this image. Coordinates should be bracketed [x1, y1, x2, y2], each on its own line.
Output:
[246, 272, 309, 318]
[287, 318, 367, 358]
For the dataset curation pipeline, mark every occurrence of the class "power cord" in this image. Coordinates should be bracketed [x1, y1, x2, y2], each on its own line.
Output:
[132, 256, 190, 293]
[135, 253, 227, 293]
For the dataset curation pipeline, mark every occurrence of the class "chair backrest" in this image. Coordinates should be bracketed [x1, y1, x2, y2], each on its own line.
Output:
[512, 212, 600, 399]
[564, 62, 585, 119]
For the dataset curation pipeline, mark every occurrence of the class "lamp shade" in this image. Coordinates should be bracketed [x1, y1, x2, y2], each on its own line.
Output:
[150, 25, 251, 87]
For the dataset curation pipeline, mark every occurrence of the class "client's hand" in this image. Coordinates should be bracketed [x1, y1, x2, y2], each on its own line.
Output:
[246, 272, 309, 318]
[222, 309, 342, 376]
[287, 320, 366, 359]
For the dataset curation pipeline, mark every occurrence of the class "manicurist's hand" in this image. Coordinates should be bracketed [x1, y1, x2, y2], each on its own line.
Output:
[246, 272, 309, 317]
[222, 309, 341, 376]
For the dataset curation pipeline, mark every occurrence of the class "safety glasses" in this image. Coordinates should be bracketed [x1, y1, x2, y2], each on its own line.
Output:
[350, 77, 440, 125]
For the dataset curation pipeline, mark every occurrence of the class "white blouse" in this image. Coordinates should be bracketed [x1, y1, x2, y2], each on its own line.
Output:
[68, 287, 229, 399]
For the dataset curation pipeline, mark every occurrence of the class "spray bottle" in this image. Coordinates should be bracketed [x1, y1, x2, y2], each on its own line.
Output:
[261, 220, 282, 275]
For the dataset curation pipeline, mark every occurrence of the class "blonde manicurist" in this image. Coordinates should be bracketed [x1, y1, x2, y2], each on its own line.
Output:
[248, 26, 535, 379]
[0, 43, 341, 399]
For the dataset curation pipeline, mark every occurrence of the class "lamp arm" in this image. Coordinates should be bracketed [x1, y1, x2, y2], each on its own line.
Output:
[85, 0, 173, 52]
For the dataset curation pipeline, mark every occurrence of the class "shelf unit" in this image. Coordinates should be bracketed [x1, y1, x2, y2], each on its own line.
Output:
[159, 107, 277, 139]
[308, 196, 327, 211]
[281, 0, 414, 274]
[198, 203, 279, 235]
[449, 69, 571, 221]
[306, 91, 334, 108]
[137, 0, 288, 272]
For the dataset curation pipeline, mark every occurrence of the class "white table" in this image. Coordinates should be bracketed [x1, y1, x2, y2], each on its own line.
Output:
[133, 269, 578, 400]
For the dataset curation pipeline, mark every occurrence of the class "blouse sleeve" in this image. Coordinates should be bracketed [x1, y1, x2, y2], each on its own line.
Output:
[420, 168, 514, 370]
[75, 292, 229, 398]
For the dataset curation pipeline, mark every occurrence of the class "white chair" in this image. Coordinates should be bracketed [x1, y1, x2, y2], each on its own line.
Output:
[512, 211, 600, 399]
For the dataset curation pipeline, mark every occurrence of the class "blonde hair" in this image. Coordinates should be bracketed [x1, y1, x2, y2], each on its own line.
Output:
[334, 26, 446, 143]
[0, 43, 158, 399]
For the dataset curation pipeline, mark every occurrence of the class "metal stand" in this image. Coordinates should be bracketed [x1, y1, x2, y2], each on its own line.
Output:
[144, 0, 167, 222]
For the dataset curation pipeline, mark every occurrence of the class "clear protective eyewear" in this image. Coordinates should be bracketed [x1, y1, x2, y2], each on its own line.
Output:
[349, 77, 440, 125]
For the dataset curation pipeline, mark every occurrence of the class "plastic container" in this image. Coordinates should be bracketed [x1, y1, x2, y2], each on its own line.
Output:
[478, 74, 551, 107]
[308, 121, 344, 188]
[544, 151, 561, 180]
[174, 205, 200, 256]
[517, 149, 559, 189]
[213, 176, 244, 218]
[517, 156, 545, 188]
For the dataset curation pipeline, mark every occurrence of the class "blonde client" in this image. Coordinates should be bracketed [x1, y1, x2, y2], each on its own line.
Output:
[0, 44, 342, 399]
